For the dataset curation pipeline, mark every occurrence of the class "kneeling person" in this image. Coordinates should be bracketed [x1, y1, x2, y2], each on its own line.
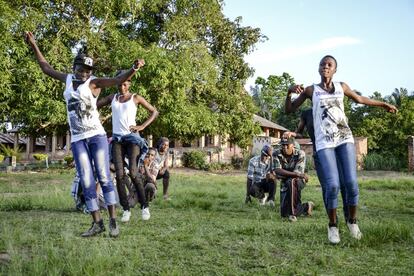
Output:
[273, 137, 313, 222]
[137, 148, 159, 203]
[246, 145, 276, 207]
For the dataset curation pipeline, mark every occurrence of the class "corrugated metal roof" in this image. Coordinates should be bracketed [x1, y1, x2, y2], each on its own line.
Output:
[253, 114, 288, 131]
[0, 133, 45, 146]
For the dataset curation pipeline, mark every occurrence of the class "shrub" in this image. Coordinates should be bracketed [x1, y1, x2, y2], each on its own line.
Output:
[64, 155, 74, 165]
[231, 156, 244, 170]
[363, 152, 405, 171]
[0, 154, 4, 162]
[182, 150, 207, 170]
[0, 144, 23, 161]
[33, 153, 48, 161]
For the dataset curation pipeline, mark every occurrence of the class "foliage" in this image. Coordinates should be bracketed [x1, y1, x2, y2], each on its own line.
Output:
[0, 154, 3, 162]
[64, 155, 74, 165]
[0, 144, 23, 160]
[32, 153, 48, 161]
[206, 162, 233, 172]
[1, 0, 264, 148]
[350, 88, 414, 161]
[251, 73, 311, 131]
[182, 150, 207, 170]
[230, 156, 244, 169]
[0, 171, 414, 275]
[363, 152, 405, 171]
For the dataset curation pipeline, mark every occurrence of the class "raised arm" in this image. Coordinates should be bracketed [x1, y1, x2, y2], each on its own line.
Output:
[129, 95, 159, 133]
[25, 32, 66, 82]
[90, 59, 145, 93]
[341, 82, 398, 113]
[285, 85, 312, 113]
[97, 94, 115, 109]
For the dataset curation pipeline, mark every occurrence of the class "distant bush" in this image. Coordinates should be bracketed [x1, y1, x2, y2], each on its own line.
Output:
[231, 156, 244, 169]
[182, 150, 207, 170]
[33, 153, 48, 161]
[0, 154, 4, 162]
[363, 153, 405, 171]
[64, 155, 74, 165]
[0, 144, 23, 161]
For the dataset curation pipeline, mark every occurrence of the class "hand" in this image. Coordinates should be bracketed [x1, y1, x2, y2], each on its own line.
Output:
[266, 172, 276, 181]
[288, 84, 304, 95]
[133, 59, 145, 70]
[283, 131, 296, 139]
[300, 173, 309, 183]
[129, 125, 144, 133]
[384, 103, 398, 113]
[143, 157, 150, 166]
[25, 31, 36, 46]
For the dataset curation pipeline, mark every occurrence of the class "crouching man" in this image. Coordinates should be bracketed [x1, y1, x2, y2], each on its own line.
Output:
[245, 145, 276, 207]
[273, 137, 314, 222]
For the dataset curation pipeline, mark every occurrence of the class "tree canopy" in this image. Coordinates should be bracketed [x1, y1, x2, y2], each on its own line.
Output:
[0, 0, 264, 148]
[251, 73, 414, 166]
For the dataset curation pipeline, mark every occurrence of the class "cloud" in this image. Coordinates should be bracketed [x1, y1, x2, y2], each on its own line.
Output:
[247, 36, 361, 63]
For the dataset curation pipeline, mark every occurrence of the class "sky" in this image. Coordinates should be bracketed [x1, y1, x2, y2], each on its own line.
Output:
[222, 0, 414, 96]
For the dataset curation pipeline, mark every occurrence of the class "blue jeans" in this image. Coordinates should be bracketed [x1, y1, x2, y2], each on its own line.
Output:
[71, 134, 117, 212]
[316, 143, 359, 210]
[314, 153, 349, 220]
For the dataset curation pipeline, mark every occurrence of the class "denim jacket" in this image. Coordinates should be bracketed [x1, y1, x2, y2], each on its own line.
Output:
[112, 132, 149, 161]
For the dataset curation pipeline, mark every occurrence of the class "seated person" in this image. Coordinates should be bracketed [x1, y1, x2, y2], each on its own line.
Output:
[272, 137, 314, 222]
[137, 148, 159, 203]
[245, 145, 276, 207]
[154, 137, 170, 200]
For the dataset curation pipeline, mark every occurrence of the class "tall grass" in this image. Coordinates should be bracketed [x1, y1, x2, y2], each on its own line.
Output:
[363, 152, 406, 171]
[1, 170, 413, 275]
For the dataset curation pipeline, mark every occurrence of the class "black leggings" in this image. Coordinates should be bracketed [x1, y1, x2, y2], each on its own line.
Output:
[112, 141, 147, 210]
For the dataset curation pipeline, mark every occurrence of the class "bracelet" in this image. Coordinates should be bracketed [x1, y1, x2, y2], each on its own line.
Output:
[132, 64, 139, 71]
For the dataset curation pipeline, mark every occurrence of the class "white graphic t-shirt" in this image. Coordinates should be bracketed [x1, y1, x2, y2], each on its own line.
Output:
[312, 82, 354, 152]
[63, 74, 106, 143]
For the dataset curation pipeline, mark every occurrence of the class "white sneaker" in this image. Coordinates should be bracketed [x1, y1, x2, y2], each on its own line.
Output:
[142, 207, 150, 221]
[267, 200, 275, 207]
[347, 223, 362, 240]
[328, 226, 340, 244]
[288, 215, 297, 222]
[121, 210, 131, 222]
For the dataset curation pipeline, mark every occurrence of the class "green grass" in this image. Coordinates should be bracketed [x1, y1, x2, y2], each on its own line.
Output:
[0, 170, 413, 275]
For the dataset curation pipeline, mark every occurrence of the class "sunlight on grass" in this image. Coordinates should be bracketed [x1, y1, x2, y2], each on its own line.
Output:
[0, 170, 413, 274]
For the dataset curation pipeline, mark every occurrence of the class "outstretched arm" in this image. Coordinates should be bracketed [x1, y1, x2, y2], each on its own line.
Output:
[90, 59, 145, 93]
[342, 82, 398, 113]
[25, 32, 66, 82]
[129, 95, 159, 133]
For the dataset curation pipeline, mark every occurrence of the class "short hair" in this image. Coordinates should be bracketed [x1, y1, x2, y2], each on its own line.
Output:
[156, 137, 169, 150]
[321, 55, 338, 68]
[148, 147, 157, 153]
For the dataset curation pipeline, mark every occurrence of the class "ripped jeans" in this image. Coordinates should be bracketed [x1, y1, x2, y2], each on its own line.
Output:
[71, 134, 117, 212]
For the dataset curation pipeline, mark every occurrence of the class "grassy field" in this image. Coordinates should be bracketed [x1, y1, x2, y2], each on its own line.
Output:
[0, 169, 413, 275]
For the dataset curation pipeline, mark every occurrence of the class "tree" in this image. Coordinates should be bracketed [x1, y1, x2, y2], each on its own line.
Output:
[350, 88, 414, 164]
[251, 73, 311, 132]
[0, 0, 264, 147]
